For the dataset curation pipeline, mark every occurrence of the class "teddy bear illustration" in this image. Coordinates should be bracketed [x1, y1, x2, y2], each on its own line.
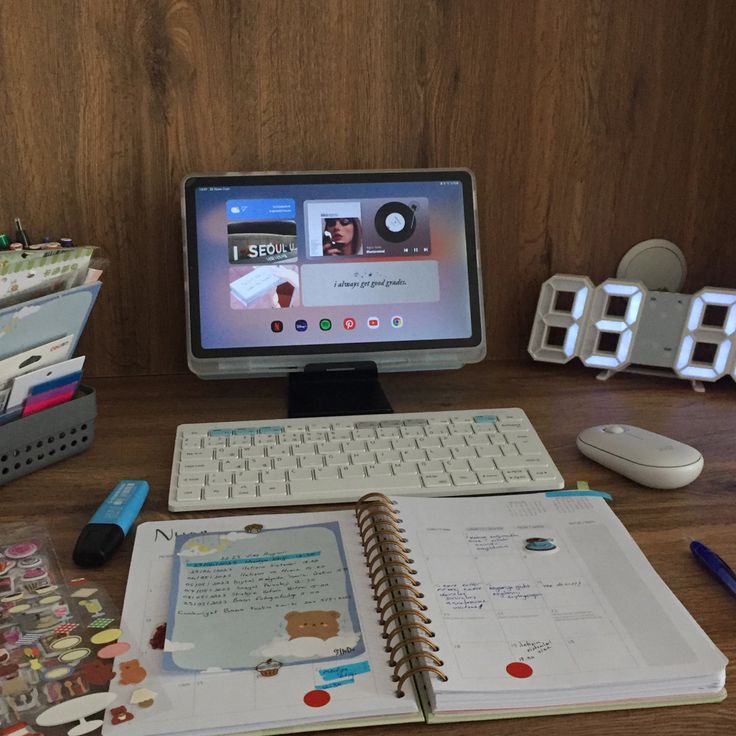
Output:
[110, 705, 134, 724]
[80, 658, 115, 686]
[285, 610, 340, 641]
[118, 659, 147, 685]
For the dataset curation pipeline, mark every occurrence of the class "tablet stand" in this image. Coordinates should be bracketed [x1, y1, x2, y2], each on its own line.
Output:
[288, 361, 393, 418]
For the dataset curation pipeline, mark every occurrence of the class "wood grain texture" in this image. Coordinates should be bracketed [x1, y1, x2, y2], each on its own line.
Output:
[0, 1, 735, 376]
[3, 362, 735, 735]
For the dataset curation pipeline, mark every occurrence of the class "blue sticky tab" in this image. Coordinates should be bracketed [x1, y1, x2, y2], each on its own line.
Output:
[473, 415, 498, 424]
[209, 429, 233, 437]
[545, 490, 613, 500]
[319, 660, 371, 680]
[258, 426, 284, 435]
[27, 371, 83, 395]
[316, 676, 355, 690]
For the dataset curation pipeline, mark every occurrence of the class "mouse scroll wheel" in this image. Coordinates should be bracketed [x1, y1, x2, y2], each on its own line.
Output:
[603, 425, 626, 434]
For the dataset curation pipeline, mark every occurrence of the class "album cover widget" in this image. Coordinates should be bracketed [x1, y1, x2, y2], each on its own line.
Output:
[305, 198, 431, 259]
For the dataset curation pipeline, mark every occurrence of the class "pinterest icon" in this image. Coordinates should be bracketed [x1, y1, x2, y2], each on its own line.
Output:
[343, 317, 356, 330]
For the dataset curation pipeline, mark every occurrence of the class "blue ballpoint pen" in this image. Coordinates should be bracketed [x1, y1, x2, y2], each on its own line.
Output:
[690, 540, 736, 599]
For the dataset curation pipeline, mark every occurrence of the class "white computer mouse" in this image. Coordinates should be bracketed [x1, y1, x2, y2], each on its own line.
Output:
[576, 424, 703, 489]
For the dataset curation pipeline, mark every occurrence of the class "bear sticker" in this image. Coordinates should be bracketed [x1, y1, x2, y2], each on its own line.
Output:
[118, 659, 147, 685]
[285, 610, 340, 641]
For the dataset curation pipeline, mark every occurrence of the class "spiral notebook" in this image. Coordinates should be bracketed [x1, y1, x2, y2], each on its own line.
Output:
[105, 492, 726, 736]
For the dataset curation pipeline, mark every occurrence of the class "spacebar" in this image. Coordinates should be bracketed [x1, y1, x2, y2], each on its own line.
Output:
[290, 475, 423, 497]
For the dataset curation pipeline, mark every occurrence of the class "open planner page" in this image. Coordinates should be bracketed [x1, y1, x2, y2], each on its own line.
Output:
[104, 511, 420, 736]
[394, 494, 727, 713]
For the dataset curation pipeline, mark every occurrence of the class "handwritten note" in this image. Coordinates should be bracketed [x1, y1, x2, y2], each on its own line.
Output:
[164, 522, 364, 672]
[437, 582, 486, 610]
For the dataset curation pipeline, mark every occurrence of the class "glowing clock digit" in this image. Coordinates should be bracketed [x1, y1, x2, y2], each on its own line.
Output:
[674, 288, 736, 381]
[528, 274, 593, 363]
[579, 279, 646, 369]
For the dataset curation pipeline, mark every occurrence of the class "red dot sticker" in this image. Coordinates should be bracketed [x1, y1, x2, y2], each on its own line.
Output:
[304, 689, 331, 708]
[506, 662, 533, 678]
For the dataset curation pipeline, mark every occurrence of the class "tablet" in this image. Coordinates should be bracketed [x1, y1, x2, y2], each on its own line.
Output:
[182, 169, 485, 378]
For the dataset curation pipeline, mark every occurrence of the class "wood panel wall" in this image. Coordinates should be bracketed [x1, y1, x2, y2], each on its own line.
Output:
[1, 0, 735, 377]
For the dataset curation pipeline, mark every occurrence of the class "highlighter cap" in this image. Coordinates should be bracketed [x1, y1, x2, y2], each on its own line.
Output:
[73, 523, 125, 567]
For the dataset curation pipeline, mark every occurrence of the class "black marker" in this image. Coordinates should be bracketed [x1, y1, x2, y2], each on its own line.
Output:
[73, 480, 149, 567]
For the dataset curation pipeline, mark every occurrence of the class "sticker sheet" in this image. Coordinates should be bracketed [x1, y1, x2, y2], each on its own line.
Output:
[0, 525, 124, 735]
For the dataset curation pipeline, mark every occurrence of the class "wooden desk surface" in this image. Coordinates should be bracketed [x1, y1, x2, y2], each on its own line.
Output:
[5, 361, 735, 736]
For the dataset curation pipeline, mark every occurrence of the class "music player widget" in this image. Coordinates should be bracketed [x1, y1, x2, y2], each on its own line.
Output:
[304, 198, 430, 258]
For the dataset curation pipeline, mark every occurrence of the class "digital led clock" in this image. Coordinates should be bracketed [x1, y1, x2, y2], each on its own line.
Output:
[528, 274, 736, 388]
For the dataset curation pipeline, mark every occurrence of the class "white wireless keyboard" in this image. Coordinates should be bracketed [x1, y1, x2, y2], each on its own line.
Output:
[168, 408, 564, 511]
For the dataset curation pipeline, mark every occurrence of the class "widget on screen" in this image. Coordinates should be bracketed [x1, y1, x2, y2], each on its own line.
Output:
[227, 199, 297, 265]
[343, 317, 356, 330]
[229, 265, 300, 310]
[367, 317, 380, 329]
[391, 315, 404, 328]
[304, 197, 430, 258]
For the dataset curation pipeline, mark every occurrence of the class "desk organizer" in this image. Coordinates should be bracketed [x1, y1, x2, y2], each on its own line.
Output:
[0, 385, 96, 485]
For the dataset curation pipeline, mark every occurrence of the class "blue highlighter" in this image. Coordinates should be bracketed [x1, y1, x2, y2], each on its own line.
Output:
[73, 480, 149, 567]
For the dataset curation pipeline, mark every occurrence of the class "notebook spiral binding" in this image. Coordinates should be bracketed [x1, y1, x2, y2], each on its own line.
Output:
[356, 492, 449, 698]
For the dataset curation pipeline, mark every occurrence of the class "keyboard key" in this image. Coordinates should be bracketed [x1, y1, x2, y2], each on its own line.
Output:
[503, 469, 531, 484]
[176, 487, 202, 501]
[477, 470, 504, 485]
[341, 465, 366, 479]
[444, 460, 470, 473]
[469, 457, 497, 472]
[179, 473, 206, 485]
[220, 460, 246, 472]
[289, 475, 422, 495]
[232, 484, 257, 497]
[179, 460, 219, 473]
[401, 450, 427, 463]
[314, 467, 340, 480]
[366, 463, 394, 477]
[417, 460, 445, 474]
[495, 455, 548, 471]
[247, 459, 272, 471]
[422, 473, 452, 488]
[288, 468, 314, 481]
[261, 469, 286, 483]
[234, 470, 260, 483]
[450, 446, 476, 459]
[215, 448, 240, 460]
[209, 472, 234, 485]
[204, 485, 230, 500]
[426, 447, 452, 461]
[375, 450, 402, 464]
[450, 472, 479, 486]
[258, 483, 288, 497]
[530, 469, 559, 482]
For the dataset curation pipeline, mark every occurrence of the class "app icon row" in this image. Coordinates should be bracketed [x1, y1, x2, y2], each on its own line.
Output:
[271, 316, 404, 333]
